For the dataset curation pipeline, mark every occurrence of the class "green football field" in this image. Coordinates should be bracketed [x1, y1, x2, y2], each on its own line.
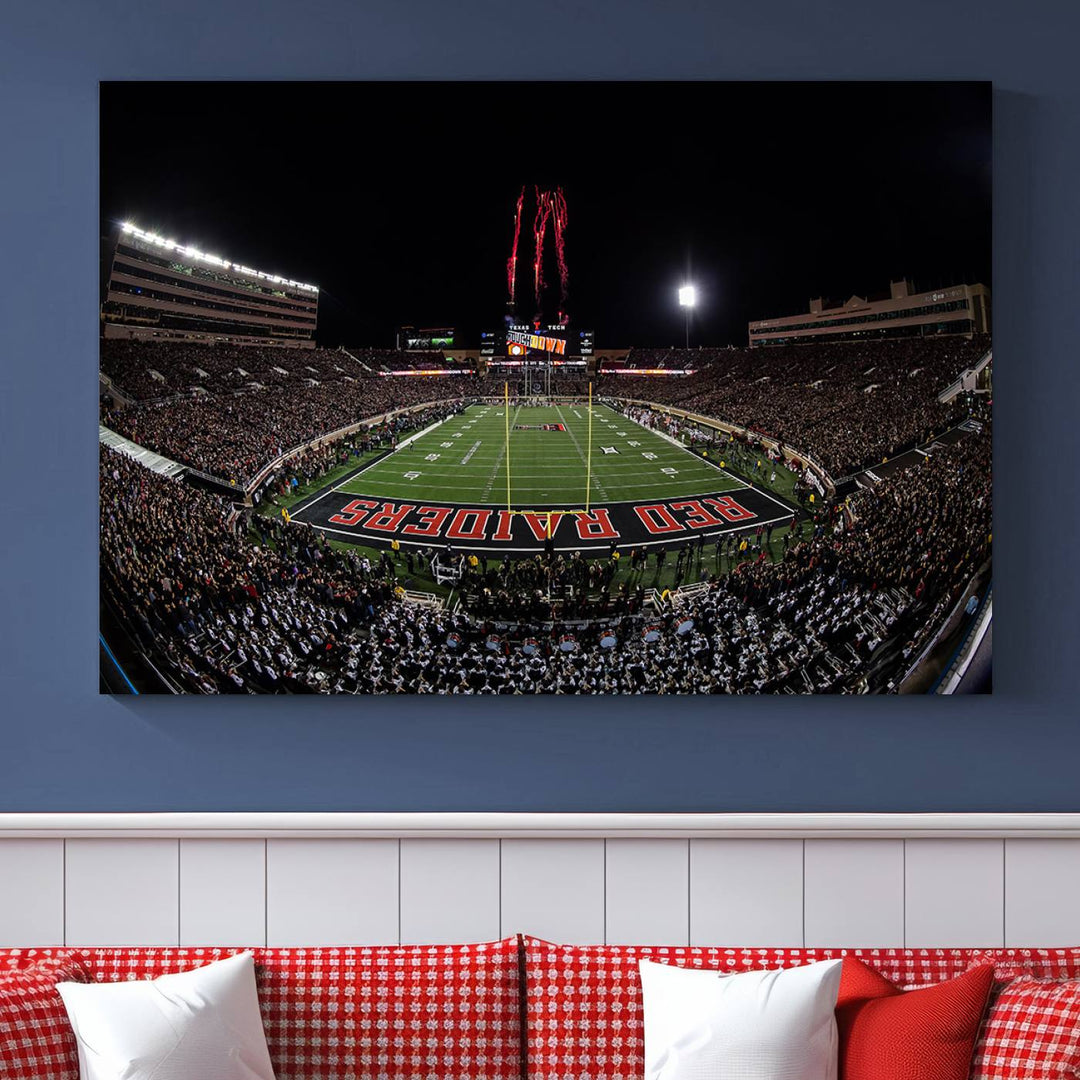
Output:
[335, 402, 746, 507]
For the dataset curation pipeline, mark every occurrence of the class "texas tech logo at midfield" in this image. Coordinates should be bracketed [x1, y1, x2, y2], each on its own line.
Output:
[302, 489, 779, 553]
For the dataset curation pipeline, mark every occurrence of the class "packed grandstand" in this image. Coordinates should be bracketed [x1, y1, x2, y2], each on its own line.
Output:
[99, 329, 992, 694]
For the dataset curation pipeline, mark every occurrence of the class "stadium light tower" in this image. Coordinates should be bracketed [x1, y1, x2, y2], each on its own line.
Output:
[678, 284, 696, 348]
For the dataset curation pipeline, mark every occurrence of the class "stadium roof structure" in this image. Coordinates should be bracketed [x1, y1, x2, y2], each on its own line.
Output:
[119, 222, 319, 294]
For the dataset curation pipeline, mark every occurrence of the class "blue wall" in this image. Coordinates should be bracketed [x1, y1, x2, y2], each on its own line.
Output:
[2, 0, 1078, 812]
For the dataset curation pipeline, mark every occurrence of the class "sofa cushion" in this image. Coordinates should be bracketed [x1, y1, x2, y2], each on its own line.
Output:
[0, 940, 522, 1080]
[639, 957, 844, 1080]
[522, 938, 975, 1080]
[969, 949, 1080, 981]
[57, 951, 276, 1080]
[835, 958, 994, 1080]
[971, 977, 1080, 1080]
[0, 954, 93, 1080]
[253, 942, 522, 1080]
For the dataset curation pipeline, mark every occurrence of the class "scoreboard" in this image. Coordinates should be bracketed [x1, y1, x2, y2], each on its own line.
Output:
[484, 324, 594, 358]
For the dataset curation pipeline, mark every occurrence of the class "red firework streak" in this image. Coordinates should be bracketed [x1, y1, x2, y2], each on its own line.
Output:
[551, 187, 569, 309]
[533, 186, 553, 310]
[506, 187, 524, 305]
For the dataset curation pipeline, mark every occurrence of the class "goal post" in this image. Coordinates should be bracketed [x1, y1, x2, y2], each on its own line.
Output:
[586, 380, 593, 512]
[504, 380, 511, 512]
[503, 379, 597, 527]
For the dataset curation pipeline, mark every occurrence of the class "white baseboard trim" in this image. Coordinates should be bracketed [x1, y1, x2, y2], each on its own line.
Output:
[1, 812, 1079, 839]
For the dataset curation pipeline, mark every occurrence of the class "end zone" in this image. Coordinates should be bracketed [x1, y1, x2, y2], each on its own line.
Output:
[291, 486, 802, 554]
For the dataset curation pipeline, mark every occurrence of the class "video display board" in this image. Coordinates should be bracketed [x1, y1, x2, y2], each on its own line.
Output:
[399, 326, 455, 350]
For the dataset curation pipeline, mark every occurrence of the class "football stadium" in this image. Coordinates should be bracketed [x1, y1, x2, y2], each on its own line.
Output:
[98, 83, 992, 695]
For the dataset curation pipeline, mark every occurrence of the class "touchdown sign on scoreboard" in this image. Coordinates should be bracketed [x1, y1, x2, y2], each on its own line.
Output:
[506, 328, 568, 355]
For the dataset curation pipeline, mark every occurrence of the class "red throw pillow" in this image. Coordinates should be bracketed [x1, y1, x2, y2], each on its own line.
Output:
[971, 977, 1080, 1080]
[836, 957, 994, 1080]
[0, 955, 92, 1080]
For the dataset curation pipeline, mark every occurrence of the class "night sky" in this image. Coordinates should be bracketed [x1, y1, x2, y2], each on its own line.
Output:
[100, 81, 991, 349]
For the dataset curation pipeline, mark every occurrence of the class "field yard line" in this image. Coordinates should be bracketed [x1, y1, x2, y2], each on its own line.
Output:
[616, 406, 803, 515]
[605, 405, 803, 516]
[295, 411, 459, 514]
[555, 403, 609, 502]
[396, 417, 450, 450]
[625, 411, 751, 491]
[355, 476, 737, 494]
[357, 466, 723, 479]
[480, 403, 520, 503]
[348, 481, 740, 504]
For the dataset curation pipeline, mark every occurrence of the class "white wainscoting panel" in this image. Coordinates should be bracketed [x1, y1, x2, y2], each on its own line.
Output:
[400, 839, 500, 944]
[501, 839, 605, 943]
[905, 839, 1004, 947]
[1005, 839, 1080, 946]
[179, 839, 266, 947]
[0, 817, 1077, 951]
[0, 840, 64, 946]
[605, 839, 689, 945]
[64, 839, 179, 946]
[804, 839, 904, 947]
[690, 839, 804, 946]
[266, 839, 398, 946]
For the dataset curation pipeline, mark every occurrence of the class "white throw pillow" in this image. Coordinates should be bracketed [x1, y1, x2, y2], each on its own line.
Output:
[57, 951, 276, 1080]
[639, 957, 843, 1080]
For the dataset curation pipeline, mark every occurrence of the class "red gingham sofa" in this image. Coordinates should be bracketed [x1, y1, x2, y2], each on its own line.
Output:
[0, 940, 522, 1080]
[521, 938, 1080, 1080]
[3, 937, 1079, 1080]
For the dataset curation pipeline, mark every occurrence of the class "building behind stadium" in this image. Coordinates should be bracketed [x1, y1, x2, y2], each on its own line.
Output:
[101, 222, 319, 348]
[748, 278, 990, 346]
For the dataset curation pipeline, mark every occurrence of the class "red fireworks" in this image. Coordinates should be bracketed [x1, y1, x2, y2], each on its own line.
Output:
[532, 186, 553, 309]
[550, 187, 569, 309]
[506, 187, 524, 306]
[506, 186, 569, 317]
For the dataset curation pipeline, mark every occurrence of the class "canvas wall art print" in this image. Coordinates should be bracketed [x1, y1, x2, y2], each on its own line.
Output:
[98, 81, 991, 695]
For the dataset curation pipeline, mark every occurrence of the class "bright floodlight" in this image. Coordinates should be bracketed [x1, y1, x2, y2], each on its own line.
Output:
[678, 284, 697, 307]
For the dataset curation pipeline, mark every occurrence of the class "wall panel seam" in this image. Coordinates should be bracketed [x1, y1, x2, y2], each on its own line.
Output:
[602, 839, 607, 945]
[801, 839, 806, 947]
[1002, 838, 1007, 947]
[686, 839, 691, 948]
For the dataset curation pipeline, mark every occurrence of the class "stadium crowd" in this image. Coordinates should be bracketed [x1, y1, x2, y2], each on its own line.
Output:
[602, 345, 732, 371]
[98, 332, 991, 692]
[600, 336, 989, 476]
[101, 406, 991, 692]
[100, 340, 376, 399]
[342, 347, 472, 372]
[101, 336, 987, 492]
[250, 399, 462, 508]
[100, 446, 405, 694]
[102, 375, 472, 486]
